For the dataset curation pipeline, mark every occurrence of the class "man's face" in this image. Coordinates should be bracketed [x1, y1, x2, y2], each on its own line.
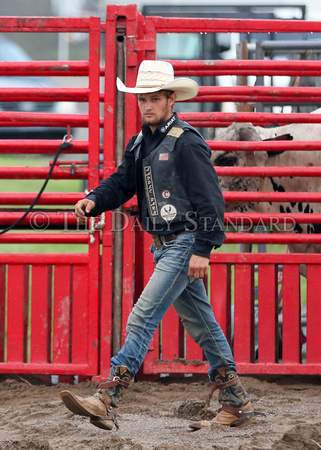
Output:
[137, 91, 176, 131]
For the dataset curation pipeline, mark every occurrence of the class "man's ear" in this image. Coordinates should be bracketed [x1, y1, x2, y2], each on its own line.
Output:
[170, 92, 177, 106]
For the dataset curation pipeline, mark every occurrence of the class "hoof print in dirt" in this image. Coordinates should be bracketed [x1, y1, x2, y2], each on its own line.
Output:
[175, 399, 215, 421]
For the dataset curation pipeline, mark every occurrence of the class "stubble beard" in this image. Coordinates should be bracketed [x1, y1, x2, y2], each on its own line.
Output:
[142, 115, 162, 127]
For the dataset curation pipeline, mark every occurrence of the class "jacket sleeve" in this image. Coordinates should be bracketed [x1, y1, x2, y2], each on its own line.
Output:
[85, 137, 137, 216]
[176, 133, 226, 258]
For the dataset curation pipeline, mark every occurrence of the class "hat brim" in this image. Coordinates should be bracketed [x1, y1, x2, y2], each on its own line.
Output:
[116, 77, 198, 101]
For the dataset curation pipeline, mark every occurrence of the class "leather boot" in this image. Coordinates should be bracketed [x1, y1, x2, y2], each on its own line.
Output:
[60, 365, 132, 430]
[189, 367, 254, 430]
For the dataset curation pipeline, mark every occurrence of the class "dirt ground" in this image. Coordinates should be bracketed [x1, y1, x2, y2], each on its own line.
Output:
[0, 374, 320, 450]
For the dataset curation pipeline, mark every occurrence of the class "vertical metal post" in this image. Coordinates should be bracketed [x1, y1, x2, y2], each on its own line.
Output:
[236, 40, 253, 113]
[238, 40, 254, 254]
[87, 17, 101, 376]
[254, 42, 265, 113]
[112, 28, 126, 355]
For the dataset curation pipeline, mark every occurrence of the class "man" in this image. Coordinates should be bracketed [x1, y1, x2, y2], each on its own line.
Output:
[60, 60, 254, 430]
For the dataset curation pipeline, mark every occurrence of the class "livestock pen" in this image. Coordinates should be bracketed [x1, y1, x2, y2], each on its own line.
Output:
[0, 5, 320, 380]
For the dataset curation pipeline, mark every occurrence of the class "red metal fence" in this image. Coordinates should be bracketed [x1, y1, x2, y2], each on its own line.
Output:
[108, 5, 321, 377]
[0, 17, 101, 376]
[1, 5, 321, 379]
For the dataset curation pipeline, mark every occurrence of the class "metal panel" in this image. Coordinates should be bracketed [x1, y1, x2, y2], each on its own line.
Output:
[0, 17, 101, 377]
[30, 265, 52, 364]
[113, 4, 321, 376]
[234, 264, 255, 363]
[282, 265, 301, 363]
[52, 264, 71, 364]
[0, 256, 98, 375]
[0, 265, 5, 362]
[258, 264, 278, 364]
[306, 265, 321, 364]
[211, 263, 232, 342]
[162, 306, 180, 361]
[6, 265, 27, 362]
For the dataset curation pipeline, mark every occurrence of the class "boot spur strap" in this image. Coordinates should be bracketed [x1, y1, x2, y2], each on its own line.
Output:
[219, 406, 255, 427]
[98, 378, 131, 390]
[95, 391, 115, 410]
[222, 407, 267, 419]
[206, 376, 240, 406]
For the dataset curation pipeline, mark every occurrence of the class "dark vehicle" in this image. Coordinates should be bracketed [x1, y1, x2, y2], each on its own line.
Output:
[0, 35, 76, 139]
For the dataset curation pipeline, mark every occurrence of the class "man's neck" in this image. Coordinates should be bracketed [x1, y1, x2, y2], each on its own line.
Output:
[147, 112, 176, 135]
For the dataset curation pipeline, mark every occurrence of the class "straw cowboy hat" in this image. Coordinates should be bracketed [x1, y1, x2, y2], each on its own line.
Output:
[116, 60, 198, 101]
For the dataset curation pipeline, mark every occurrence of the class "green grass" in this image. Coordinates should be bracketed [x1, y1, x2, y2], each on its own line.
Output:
[0, 154, 86, 253]
[0, 154, 84, 192]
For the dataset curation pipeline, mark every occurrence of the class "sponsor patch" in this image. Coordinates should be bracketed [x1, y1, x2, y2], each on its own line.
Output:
[160, 204, 177, 222]
[144, 166, 158, 216]
[160, 115, 176, 133]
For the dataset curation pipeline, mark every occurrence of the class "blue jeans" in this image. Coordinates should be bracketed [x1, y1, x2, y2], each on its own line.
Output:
[111, 232, 236, 380]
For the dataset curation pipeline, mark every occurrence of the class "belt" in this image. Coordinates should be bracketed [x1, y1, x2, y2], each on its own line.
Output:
[152, 232, 183, 249]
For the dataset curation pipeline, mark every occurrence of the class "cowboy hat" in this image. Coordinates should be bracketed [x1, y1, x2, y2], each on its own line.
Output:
[116, 60, 198, 101]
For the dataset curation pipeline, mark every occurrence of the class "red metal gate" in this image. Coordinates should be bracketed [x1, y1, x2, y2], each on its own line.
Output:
[0, 17, 101, 376]
[1, 7, 321, 379]
[104, 5, 321, 377]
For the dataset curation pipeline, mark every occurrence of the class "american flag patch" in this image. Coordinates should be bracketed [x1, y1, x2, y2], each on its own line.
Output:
[159, 153, 169, 161]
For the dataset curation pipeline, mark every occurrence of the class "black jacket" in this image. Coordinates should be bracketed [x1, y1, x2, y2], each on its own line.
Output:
[86, 113, 225, 258]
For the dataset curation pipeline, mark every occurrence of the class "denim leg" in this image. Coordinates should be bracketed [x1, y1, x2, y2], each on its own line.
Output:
[111, 232, 236, 379]
[111, 233, 195, 375]
[173, 280, 236, 379]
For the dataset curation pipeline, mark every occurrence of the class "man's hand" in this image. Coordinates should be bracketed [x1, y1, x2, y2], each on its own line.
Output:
[75, 199, 95, 223]
[188, 254, 209, 279]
